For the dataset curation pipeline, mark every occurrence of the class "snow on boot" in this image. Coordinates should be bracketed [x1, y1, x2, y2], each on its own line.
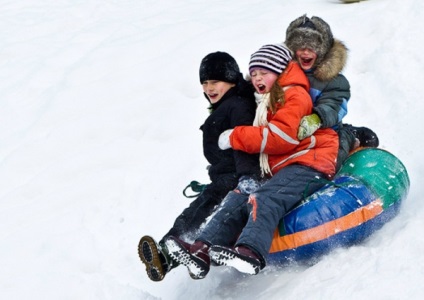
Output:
[165, 236, 210, 280]
[209, 245, 262, 275]
[138, 235, 173, 281]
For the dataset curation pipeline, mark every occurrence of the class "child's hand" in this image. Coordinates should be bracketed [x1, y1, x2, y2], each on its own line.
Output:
[298, 113, 321, 140]
[218, 129, 233, 150]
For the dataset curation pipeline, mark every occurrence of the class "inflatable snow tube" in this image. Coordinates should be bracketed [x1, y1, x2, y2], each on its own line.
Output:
[268, 148, 410, 265]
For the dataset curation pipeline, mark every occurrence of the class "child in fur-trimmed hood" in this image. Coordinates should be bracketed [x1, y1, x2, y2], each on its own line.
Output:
[285, 14, 379, 170]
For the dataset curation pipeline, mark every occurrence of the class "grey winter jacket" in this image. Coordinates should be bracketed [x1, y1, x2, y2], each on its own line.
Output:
[307, 39, 350, 129]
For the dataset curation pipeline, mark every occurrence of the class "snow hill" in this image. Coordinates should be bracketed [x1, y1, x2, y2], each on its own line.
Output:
[0, 0, 423, 299]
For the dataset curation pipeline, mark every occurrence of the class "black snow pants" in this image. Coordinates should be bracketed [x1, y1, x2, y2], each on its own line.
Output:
[161, 173, 238, 243]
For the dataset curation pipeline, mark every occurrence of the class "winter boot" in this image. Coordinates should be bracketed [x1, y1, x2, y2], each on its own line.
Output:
[344, 124, 379, 148]
[138, 235, 175, 281]
[165, 236, 210, 280]
[209, 245, 263, 275]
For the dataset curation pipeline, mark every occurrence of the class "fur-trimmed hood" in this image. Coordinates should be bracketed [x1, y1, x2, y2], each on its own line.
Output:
[313, 38, 348, 82]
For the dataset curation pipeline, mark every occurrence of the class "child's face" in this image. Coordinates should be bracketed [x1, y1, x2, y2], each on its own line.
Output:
[202, 80, 235, 104]
[295, 48, 317, 71]
[250, 68, 278, 94]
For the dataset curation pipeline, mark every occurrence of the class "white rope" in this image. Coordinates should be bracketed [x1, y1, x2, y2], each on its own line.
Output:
[253, 93, 272, 177]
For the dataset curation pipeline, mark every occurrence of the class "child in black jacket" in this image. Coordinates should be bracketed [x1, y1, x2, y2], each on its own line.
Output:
[138, 51, 261, 281]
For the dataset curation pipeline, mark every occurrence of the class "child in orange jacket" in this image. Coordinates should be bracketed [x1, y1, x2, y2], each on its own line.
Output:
[164, 44, 339, 279]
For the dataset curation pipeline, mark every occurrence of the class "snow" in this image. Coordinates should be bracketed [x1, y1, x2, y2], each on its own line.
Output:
[0, 0, 423, 299]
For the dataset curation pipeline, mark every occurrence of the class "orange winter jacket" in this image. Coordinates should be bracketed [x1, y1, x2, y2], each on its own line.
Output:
[229, 61, 338, 177]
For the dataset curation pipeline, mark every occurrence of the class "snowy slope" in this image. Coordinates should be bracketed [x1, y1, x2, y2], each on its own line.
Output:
[0, 0, 423, 299]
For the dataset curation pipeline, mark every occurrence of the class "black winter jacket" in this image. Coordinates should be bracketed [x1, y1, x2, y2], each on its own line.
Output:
[200, 79, 260, 185]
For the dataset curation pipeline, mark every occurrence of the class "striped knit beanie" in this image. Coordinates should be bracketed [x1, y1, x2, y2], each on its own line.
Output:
[248, 44, 292, 75]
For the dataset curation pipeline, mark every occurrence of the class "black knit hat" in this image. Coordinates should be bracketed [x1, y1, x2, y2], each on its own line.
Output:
[199, 52, 240, 84]
[285, 15, 334, 65]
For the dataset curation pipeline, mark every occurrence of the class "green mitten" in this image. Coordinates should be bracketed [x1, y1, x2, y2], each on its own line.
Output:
[298, 113, 322, 140]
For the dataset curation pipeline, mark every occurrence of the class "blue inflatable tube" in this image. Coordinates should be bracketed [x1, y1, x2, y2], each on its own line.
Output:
[268, 148, 410, 265]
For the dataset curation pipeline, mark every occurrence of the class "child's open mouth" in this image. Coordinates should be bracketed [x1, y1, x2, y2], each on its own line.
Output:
[300, 57, 314, 68]
[208, 93, 218, 99]
[258, 84, 266, 92]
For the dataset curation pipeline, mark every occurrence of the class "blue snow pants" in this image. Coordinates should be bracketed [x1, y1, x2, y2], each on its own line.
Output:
[197, 164, 327, 265]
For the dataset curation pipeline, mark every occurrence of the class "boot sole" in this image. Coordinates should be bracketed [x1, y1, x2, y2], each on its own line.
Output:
[209, 245, 260, 275]
[138, 236, 165, 281]
[165, 238, 208, 279]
